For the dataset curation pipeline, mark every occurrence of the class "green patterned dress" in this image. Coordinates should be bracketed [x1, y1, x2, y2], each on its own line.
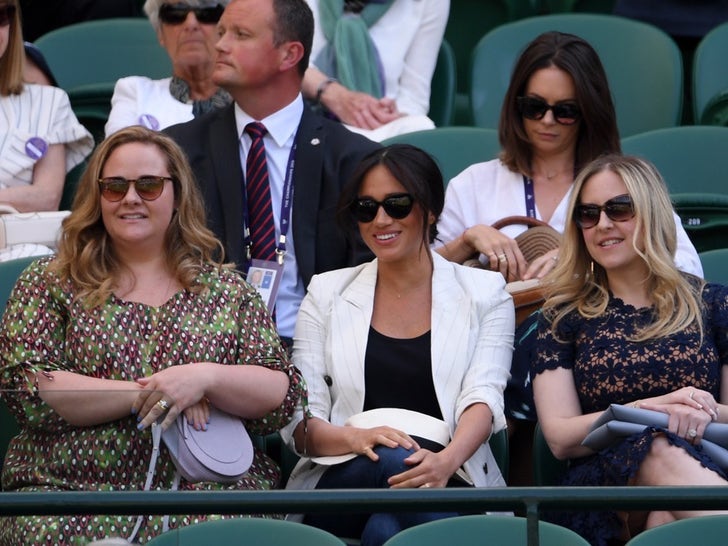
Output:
[0, 257, 304, 545]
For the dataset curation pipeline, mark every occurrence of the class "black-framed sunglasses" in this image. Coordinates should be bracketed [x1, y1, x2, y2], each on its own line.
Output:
[573, 194, 635, 229]
[517, 96, 581, 126]
[0, 4, 16, 27]
[158, 3, 224, 25]
[351, 193, 414, 223]
[98, 176, 172, 202]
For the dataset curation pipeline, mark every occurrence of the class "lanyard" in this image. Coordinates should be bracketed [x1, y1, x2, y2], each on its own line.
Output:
[522, 175, 537, 219]
[242, 138, 297, 268]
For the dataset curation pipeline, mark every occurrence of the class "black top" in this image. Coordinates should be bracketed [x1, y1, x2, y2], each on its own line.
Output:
[363, 327, 442, 420]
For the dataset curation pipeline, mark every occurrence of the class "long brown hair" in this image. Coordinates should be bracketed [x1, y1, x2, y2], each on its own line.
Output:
[0, 1, 24, 95]
[52, 126, 225, 307]
[499, 31, 620, 177]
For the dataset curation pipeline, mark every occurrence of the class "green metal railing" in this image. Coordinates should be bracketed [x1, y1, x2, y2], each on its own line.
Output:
[2, 486, 728, 546]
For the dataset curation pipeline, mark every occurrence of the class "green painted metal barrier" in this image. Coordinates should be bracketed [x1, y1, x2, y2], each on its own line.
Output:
[2, 487, 728, 546]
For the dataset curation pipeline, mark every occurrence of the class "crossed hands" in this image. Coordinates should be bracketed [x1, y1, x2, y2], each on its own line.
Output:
[132, 364, 212, 432]
[638, 386, 720, 444]
[463, 225, 559, 282]
[324, 84, 401, 130]
[348, 426, 458, 489]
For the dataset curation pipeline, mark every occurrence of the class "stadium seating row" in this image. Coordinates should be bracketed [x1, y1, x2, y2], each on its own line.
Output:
[32, 14, 728, 145]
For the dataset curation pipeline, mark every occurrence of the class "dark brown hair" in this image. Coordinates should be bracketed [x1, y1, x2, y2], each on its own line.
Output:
[499, 31, 620, 176]
[337, 144, 445, 247]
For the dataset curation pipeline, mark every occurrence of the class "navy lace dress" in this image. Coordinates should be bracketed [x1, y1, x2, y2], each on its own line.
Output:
[532, 282, 728, 546]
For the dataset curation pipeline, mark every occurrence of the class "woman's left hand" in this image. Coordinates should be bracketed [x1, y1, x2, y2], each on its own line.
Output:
[639, 400, 713, 444]
[133, 363, 212, 430]
[387, 449, 456, 489]
[522, 248, 559, 280]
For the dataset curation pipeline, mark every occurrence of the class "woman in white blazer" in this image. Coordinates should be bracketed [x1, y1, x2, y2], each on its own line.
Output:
[281, 144, 514, 546]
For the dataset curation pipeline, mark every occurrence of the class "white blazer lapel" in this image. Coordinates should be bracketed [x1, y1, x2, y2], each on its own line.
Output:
[430, 255, 472, 426]
[328, 261, 377, 420]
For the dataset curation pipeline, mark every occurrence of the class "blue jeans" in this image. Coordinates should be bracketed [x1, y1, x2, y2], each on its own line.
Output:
[303, 444, 461, 546]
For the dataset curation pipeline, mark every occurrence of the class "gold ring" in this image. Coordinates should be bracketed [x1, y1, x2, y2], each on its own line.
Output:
[497, 253, 507, 262]
[156, 399, 170, 412]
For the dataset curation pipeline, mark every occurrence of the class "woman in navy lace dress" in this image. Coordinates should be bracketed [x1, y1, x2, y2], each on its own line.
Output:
[532, 154, 728, 546]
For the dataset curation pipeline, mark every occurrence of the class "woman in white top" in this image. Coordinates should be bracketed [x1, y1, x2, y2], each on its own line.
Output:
[0, 1, 93, 261]
[0, 0, 92, 211]
[105, 1, 232, 136]
[302, 0, 449, 141]
[282, 144, 513, 546]
[435, 31, 702, 281]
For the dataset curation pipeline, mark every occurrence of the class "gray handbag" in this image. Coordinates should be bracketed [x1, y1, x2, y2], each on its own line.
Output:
[128, 406, 253, 542]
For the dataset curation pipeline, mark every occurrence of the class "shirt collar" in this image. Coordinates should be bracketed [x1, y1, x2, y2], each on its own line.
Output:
[234, 94, 304, 146]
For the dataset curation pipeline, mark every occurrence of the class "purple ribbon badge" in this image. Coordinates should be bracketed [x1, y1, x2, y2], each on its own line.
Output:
[138, 114, 160, 131]
[25, 137, 48, 160]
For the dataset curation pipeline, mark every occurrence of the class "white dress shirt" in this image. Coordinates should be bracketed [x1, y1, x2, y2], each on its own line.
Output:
[235, 95, 306, 338]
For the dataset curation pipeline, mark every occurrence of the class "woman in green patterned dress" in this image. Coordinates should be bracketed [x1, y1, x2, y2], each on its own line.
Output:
[0, 126, 304, 545]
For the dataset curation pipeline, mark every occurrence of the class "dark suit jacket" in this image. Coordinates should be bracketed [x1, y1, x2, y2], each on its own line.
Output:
[165, 104, 379, 288]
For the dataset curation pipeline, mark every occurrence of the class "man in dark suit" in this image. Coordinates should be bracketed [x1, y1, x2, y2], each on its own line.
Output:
[166, 0, 379, 343]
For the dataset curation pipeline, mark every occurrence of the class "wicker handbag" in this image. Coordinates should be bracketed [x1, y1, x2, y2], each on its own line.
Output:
[466, 216, 561, 325]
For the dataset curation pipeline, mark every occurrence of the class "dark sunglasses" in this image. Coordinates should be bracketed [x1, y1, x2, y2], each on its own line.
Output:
[98, 176, 172, 202]
[517, 96, 581, 126]
[573, 194, 635, 229]
[0, 4, 16, 27]
[351, 193, 414, 223]
[158, 3, 224, 25]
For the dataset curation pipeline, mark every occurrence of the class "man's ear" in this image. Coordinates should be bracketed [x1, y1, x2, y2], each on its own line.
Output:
[279, 41, 304, 72]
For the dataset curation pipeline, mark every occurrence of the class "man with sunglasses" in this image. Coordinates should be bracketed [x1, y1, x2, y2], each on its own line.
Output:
[166, 0, 379, 345]
[106, 1, 234, 136]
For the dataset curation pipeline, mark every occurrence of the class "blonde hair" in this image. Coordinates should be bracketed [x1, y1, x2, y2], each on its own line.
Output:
[542, 154, 704, 342]
[0, 1, 25, 95]
[51, 126, 225, 307]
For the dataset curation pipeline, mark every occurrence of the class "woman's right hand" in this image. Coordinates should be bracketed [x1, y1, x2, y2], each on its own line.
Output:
[463, 224, 527, 282]
[347, 426, 420, 462]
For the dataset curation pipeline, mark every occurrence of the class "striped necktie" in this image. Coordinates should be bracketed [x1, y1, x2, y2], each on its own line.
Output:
[244, 122, 277, 262]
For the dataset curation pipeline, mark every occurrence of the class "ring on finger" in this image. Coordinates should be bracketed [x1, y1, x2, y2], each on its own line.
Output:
[497, 253, 507, 262]
[688, 428, 698, 438]
[689, 390, 695, 400]
[421, 483, 431, 488]
[156, 399, 170, 412]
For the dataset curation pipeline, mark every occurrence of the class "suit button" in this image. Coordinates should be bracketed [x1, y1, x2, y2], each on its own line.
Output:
[324, 375, 333, 386]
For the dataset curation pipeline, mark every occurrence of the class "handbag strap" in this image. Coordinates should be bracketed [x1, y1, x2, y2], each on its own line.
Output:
[491, 215, 552, 230]
[128, 423, 177, 543]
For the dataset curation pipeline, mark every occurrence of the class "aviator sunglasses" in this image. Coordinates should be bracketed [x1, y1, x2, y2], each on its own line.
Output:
[158, 3, 224, 25]
[573, 194, 635, 229]
[0, 4, 16, 27]
[351, 193, 414, 223]
[517, 96, 581, 126]
[98, 176, 172, 202]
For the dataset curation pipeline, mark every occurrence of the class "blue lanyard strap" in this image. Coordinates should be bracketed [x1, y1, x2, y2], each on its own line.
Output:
[523, 175, 537, 219]
[242, 137, 298, 268]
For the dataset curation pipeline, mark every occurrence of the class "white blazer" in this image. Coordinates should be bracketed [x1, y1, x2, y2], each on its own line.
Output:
[281, 253, 514, 491]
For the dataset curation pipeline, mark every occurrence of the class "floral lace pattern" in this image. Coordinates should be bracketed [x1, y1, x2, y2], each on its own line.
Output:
[533, 281, 728, 545]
